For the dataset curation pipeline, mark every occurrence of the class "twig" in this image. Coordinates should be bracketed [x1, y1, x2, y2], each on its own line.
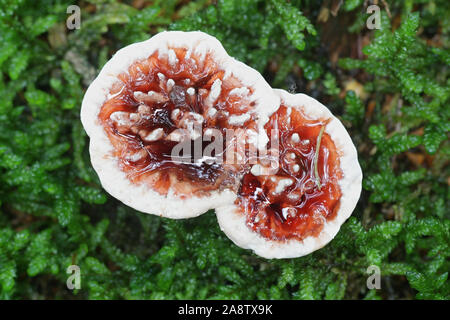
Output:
[314, 126, 325, 190]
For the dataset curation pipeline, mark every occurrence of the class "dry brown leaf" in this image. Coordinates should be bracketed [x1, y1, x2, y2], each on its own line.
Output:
[406, 152, 425, 167]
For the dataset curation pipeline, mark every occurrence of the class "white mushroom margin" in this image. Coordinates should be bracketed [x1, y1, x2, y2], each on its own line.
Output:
[215, 89, 363, 258]
[80, 31, 279, 219]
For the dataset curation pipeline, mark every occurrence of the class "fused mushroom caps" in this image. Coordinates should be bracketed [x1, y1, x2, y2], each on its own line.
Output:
[81, 31, 279, 219]
[81, 31, 362, 258]
[215, 90, 362, 259]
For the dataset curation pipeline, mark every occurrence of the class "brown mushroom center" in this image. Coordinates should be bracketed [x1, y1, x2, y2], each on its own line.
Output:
[237, 105, 343, 241]
[98, 48, 259, 196]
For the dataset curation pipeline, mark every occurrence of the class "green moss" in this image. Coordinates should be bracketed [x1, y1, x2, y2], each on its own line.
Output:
[0, 0, 448, 300]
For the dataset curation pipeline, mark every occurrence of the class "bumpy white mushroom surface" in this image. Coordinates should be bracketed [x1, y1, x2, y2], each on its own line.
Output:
[215, 89, 363, 259]
[81, 31, 279, 219]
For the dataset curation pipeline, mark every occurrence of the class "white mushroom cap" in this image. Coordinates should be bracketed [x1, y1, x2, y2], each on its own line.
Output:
[80, 31, 279, 219]
[215, 89, 362, 258]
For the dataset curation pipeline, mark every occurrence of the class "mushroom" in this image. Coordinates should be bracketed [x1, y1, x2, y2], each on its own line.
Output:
[81, 31, 361, 258]
[80, 31, 278, 220]
[215, 90, 362, 259]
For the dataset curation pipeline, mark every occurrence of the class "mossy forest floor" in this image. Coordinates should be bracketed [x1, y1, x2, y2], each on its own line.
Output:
[0, 0, 448, 299]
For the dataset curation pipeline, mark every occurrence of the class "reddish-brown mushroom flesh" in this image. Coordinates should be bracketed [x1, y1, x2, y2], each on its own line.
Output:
[98, 48, 260, 197]
[236, 104, 343, 241]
